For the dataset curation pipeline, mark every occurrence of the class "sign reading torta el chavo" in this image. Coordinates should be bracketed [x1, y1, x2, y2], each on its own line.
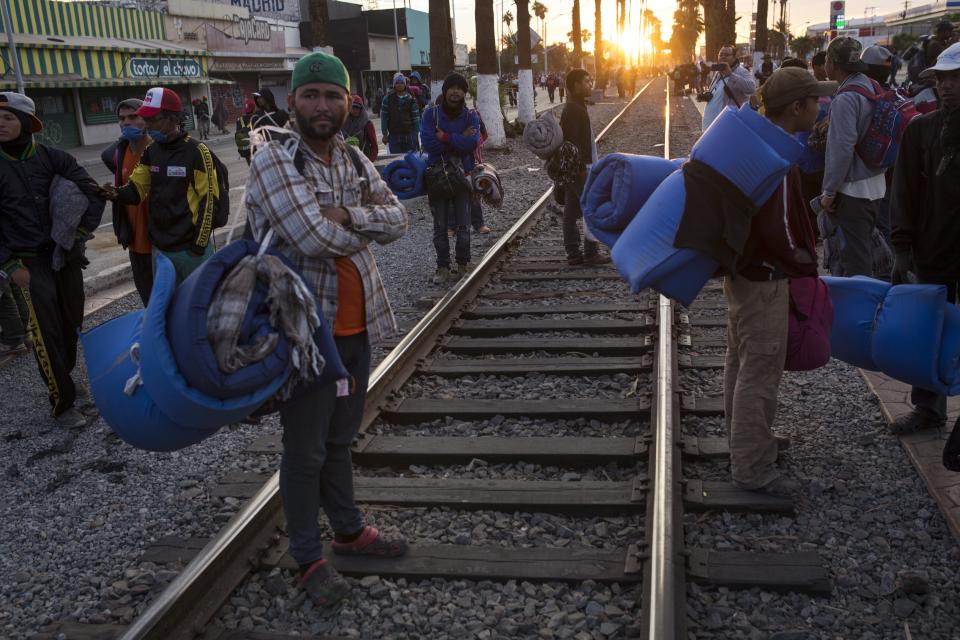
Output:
[129, 58, 203, 78]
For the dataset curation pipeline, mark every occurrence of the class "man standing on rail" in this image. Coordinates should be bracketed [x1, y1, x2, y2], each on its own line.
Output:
[559, 68, 610, 267]
[245, 51, 409, 607]
[889, 43, 960, 436]
[725, 68, 836, 495]
[0, 92, 106, 428]
[99, 87, 221, 285]
[101, 98, 154, 305]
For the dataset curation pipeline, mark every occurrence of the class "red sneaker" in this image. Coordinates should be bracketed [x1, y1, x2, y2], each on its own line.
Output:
[331, 526, 408, 557]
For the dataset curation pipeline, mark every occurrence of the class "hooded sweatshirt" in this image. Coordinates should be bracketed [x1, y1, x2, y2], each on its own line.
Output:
[341, 96, 379, 161]
[251, 87, 289, 130]
[822, 72, 886, 198]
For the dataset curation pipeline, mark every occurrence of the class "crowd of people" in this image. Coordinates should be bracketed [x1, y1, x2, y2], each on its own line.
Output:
[0, 26, 958, 604]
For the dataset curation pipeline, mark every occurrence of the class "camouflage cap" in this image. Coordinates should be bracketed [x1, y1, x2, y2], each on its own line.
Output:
[827, 37, 868, 73]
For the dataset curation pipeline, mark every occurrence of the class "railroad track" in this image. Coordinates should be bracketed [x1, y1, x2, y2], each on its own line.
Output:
[53, 78, 831, 640]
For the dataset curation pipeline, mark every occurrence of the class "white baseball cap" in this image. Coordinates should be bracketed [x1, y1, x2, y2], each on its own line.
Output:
[926, 42, 960, 74]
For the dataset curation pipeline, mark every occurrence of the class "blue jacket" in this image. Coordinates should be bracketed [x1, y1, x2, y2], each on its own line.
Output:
[420, 103, 480, 172]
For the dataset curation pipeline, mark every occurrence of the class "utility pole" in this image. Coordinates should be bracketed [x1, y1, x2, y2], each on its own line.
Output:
[392, 0, 401, 73]
[2, 0, 25, 94]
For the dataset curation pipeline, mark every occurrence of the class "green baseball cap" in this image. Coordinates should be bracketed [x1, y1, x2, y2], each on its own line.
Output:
[292, 52, 350, 93]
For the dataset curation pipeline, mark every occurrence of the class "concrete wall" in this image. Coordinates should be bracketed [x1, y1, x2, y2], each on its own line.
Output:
[370, 36, 410, 72]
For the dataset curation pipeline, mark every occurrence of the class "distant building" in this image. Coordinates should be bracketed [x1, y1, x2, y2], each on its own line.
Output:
[0, 0, 218, 148]
[805, 1, 959, 48]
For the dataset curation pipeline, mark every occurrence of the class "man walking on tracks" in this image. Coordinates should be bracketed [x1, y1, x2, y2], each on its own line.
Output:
[99, 87, 223, 285]
[724, 69, 835, 495]
[0, 92, 105, 428]
[559, 69, 610, 266]
[889, 43, 960, 436]
[245, 51, 409, 607]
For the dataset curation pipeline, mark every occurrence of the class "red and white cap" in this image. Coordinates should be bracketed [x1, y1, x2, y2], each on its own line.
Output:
[135, 87, 182, 118]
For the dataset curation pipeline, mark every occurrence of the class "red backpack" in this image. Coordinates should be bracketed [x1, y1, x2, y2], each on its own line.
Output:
[785, 277, 834, 372]
[838, 78, 918, 170]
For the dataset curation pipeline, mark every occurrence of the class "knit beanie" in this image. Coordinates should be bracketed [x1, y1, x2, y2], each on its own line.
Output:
[392, 73, 408, 86]
[442, 72, 469, 95]
[291, 52, 350, 93]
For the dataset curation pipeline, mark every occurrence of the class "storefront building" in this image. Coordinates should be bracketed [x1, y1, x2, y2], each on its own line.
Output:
[164, 0, 309, 131]
[0, 0, 222, 148]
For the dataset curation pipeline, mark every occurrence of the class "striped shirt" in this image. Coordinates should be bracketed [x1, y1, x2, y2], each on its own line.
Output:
[244, 126, 408, 343]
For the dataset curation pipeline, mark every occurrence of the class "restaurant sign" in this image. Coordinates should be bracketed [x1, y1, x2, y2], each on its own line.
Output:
[129, 57, 203, 78]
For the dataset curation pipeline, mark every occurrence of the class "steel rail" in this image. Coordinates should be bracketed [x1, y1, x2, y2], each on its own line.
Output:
[121, 77, 659, 640]
[645, 84, 685, 640]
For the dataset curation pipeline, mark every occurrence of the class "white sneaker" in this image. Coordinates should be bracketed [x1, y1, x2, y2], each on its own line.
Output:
[55, 408, 88, 429]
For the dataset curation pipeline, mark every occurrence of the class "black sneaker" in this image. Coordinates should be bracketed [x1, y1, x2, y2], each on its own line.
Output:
[890, 407, 945, 435]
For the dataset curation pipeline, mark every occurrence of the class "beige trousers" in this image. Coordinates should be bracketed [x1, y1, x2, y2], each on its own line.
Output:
[723, 276, 789, 489]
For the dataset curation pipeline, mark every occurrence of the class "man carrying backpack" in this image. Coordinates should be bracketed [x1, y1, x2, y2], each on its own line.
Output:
[888, 42, 960, 435]
[819, 37, 888, 278]
[99, 87, 223, 285]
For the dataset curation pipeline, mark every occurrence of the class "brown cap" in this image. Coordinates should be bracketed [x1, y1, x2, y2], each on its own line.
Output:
[759, 67, 838, 110]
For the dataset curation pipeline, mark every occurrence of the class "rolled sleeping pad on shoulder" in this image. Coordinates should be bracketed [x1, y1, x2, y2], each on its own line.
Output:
[138, 255, 288, 431]
[81, 310, 219, 452]
[384, 152, 428, 200]
[821, 276, 891, 371]
[610, 170, 718, 307]
[581, 154, 681, 235]
[939, 305, 960, 394]
[691, 105, 803, 206]
[872, 284, 948, 394]
[169, 240, 292, 400]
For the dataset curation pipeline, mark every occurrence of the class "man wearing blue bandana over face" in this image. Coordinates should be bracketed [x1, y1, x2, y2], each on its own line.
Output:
[101, 98, 154, 304]
[99, 87, 223, 285]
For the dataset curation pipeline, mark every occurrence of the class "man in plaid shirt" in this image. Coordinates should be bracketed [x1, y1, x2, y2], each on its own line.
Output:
[245, 51, 408, 607]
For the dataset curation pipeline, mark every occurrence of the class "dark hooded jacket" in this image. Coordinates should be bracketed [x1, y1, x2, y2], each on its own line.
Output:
[251, 87, 290, 130]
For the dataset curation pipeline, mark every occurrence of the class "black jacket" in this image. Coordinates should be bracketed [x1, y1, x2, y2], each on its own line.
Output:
[560, 96, 593, 169]
[102, 138, 135, 248]
[891, 109, 960, 280]
[0, 143, 104, 272]
[116, 133, 219, 253]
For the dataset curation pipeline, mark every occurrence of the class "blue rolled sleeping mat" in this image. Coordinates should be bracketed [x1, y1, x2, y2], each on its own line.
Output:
[169, 240, 291, 400]
[81, 256, 285, 451]
[164, 240, 349, 414]
[581, 154, 682, 249]
[692, 105, 804, 206]
[384, 152, 427, 200]
[611, 105, 804, 306]
[823, 276, 960, 394]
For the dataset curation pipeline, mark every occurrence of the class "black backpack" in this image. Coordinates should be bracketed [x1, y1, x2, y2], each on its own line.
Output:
[196, 141, 231, 228]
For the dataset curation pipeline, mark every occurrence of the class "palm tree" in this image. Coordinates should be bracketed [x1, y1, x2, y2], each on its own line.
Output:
[532, 0, 547, 71]
[670, 0, 703, 62]
[476, 0, 507, 147]
[594, 0, 603, 92]
[571, 0, 582, 68]
[701, 0, 737, 62]
[516, 0, 535, 123]
[754, 0, 768, 56]
[503, 10, 514, 37]
[429, 0, 454, 98]
[790, 35, 816, 60]
[308, 0, 329, 47]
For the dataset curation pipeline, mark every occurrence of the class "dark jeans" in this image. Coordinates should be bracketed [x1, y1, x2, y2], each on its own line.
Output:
[130, 251, 154, 306]
[447, 196, 485, 231]
[835, 193, 879, 277]
[912, 279, 958, 420]
[0, 285, 28, 346]
[388, 134, 417, 154]
[279, 332, 371, 567]
[563, 178, 598, 259]
[20, 255, 84, 416]
[431, 190, 472, 267]
[548, 88, 556, 103]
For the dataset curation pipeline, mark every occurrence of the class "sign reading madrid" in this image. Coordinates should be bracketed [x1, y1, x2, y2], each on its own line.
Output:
[130, 58, 202, 78]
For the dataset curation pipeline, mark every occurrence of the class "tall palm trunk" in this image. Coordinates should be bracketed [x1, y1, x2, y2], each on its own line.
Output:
[754, 0, 768, 56]
[572, 0, 582, 68]
[701, 0, 736, 62]
[429, 0, 455, 99]
[308, 0, 328, 48]
[516, 0, 534, 123]
[594, 0, 602, 93]
[476, 0, 506, 146]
